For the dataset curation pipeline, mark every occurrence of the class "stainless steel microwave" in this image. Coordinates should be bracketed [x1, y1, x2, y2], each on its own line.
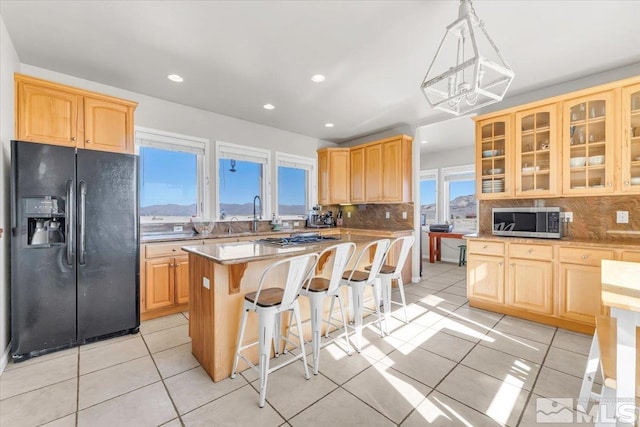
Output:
[492, 207, 563, 239]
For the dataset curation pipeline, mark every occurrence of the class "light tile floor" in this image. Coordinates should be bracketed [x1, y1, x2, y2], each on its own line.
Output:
[0, 262, 598, 426]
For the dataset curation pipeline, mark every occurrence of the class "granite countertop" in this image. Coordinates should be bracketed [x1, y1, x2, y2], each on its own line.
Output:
[467, 234, 640, 250]
[141, 227, 413, 243]
[182, 234, 381, 265]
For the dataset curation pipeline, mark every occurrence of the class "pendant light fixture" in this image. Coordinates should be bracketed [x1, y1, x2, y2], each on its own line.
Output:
[420, 0, 514, 116]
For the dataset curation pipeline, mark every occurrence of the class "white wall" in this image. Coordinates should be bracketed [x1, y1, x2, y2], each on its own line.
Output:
[20, 64, 331, 220]
[0, 14, 20, 373]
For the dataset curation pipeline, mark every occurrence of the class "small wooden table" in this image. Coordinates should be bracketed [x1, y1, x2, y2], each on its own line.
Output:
[427, 231, 466, 263]
[601, 259, 640, 423]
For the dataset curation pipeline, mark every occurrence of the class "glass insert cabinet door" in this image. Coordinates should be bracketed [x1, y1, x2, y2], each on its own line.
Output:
[622, 83, 640, 193]
[515, 105, 558, 196]
[477, 115, 511, 199]
[562, 91, 615, 193]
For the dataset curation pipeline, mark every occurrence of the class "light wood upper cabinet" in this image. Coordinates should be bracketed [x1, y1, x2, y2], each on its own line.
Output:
[15, 74, 137, 154]
[514, 104, 560, 197]
[318, 134, 412, 205]
[365, 144, 382, 202]
[83, 96, 134, 153]
[317, 148, 350, 205]
[350, 147, 365, 203]
[16, 78, 81, 147]
[562, 91, 616, 195]
[477, 115, 512, 199]
[621, 83, 640, 193]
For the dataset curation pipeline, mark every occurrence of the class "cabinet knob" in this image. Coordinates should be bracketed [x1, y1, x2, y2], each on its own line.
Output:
[172, 248, 177, 252]
[483, 245, 488, 249]
[607, 182, 612, 187]
[509, 263, 515, 267]
[625, 181, 630, 186]
[527, 249, 533, 254]
[498, 262, 503, 266]
[71, 137, 77, 141]
[581, 254, 589, 259]
[86, 140, 91, 144]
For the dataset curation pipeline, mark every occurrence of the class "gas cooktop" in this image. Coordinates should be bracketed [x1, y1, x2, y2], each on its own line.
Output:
[255, 233, 340, 247]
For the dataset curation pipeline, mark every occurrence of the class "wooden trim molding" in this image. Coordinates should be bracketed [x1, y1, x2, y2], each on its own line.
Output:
[228, 263, 248, 294]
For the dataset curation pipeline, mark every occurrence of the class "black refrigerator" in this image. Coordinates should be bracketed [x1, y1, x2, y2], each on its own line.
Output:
[11, 140, 139, 361]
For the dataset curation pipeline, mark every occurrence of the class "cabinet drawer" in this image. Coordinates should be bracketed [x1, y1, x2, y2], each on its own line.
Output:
[468, 240, 505, 256]
[509, 243, 553, 261]
[558, 246, 614, 266]
[145, 240, 203, 258]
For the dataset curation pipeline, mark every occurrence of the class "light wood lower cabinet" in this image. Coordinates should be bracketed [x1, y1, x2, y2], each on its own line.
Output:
[506, 243, 553, 315]
[467, 254, 505, 304]
[467, 238, 620, 333]
[467, 240, 505, 304]
[141, 240, 204, 320]
[557, 246, 614, 325]
[507, 258, 553, 314]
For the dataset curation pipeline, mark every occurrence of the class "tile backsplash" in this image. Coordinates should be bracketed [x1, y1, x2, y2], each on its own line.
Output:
[480, 196, 640, 240]
[324, 203, 414, 230]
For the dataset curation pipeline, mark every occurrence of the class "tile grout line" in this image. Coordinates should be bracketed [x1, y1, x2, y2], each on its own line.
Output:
[396, 312, 505, 425]
[515, 327, 558, 427]
[138, 330, 185, 426]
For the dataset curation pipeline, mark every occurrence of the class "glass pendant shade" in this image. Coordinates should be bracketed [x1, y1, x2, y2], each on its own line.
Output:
[420, 0, 514, 116]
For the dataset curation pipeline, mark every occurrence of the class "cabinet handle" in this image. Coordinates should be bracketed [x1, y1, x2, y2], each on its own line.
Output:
[86, 140, 91, 144]
[483, 245, 488, 249]
[527, 249, 533, 254]
[607, 182, 612, 187]
[625, 181, 630, 186]
[71, 137, 77, 141]
[581, 255, 589, 259]
[498, 262, 503, 266]
[172, 248, 177, 252]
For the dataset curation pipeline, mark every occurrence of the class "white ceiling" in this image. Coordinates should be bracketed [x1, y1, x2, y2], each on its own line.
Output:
[2, 1, 640, 146]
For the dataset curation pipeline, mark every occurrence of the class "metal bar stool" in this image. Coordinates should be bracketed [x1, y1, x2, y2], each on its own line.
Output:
[339, 238, 391, 352]
[366, 235, 415, 333]
[299, 242, 356, 375]
[458, 244, 467, 266]
[230, 252, 318, 407]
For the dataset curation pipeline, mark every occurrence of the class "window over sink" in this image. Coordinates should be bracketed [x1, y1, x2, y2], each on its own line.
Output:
[275, 152, 316, 218]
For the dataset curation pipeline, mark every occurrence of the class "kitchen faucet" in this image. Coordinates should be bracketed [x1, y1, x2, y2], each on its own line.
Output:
[253, 195, 262, 232]
[228, 217, 238, 234]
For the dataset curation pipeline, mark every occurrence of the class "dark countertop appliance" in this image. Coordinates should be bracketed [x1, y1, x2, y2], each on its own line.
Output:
[11, 140, 140, 361]
[306, 205, 335, 228]
[256, 232, 340, 247]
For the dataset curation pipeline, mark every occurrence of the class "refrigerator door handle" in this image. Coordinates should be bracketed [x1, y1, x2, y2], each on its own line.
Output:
[65, 179, 74, 266]
[79, 181, 87, 265]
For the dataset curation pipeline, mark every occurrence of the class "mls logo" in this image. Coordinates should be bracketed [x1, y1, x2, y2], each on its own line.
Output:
[536, 398, 574, 423]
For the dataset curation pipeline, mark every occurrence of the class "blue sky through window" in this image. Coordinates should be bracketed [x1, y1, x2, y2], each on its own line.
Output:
[140, 147, 197, 210]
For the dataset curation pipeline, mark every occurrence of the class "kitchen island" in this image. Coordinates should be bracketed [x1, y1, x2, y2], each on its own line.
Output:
[182, 234, 381, 382]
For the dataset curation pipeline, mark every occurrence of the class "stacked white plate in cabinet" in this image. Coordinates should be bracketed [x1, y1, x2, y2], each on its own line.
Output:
[482, 179, 504, 193]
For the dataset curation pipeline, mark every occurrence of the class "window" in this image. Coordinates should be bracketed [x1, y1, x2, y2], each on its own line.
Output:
[215, 141, 270, 220]
[443, 165, 477, 231]
[419, 169, 438, 226]
[136, 128, 206, 222]
[275, 153, 316, 218]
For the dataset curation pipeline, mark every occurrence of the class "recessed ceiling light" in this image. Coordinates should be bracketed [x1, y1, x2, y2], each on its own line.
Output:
[324, 123, 334, 128]
[311, 74, 326, 83]
[263, 104, 275, 110]
[421, 140, 429, 144]
[167, 74, 183, 83]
